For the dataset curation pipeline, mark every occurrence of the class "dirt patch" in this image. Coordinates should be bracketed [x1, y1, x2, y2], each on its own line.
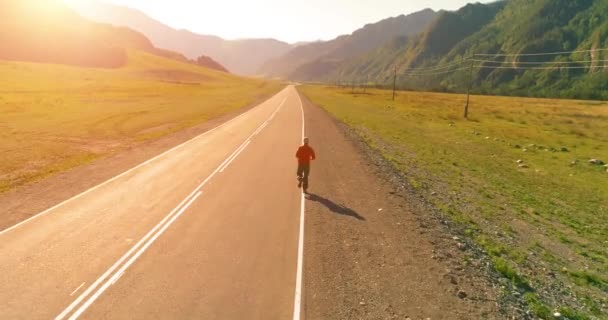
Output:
[299, 92, 504, 319]
[140, 69, 212, 83]
[136, 123, 178, 137]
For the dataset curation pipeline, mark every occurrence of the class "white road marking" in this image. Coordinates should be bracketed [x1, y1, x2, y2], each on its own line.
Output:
[219, 140, 251, 173]
[55, 187, 202, 320]
[292, 91, 306, 320]
[68, 191, 203, 320]
[69, 283, 86, 297]
[110, 271, 125, 285]
[0, 90, 288, 236]
[55, 96, 288, 320]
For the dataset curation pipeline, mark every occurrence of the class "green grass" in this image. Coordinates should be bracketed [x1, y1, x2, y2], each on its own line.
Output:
[300, 85, 608, 318]
[0, 50, 282, 192]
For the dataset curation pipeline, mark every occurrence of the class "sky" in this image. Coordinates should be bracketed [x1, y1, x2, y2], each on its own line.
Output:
[74, 0, 495, 43]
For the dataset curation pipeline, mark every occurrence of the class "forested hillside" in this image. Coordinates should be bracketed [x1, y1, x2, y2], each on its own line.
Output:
[326, 0, 608, 100]
[259, 9, 438, 80]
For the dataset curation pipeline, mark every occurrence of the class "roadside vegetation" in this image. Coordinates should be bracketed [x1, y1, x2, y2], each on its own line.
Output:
[0, 50, 281, 193]
[301, 85, 608, 319]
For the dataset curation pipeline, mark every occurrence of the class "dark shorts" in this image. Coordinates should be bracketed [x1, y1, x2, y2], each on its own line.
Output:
[297, 163, 310, 188]
[297, 163, 310, 178]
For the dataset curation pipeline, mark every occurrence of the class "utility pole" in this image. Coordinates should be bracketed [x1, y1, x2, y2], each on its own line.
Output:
[363, 75, 368, 93]
[464, 59, 474, 119]
[392, 67, 397, 101]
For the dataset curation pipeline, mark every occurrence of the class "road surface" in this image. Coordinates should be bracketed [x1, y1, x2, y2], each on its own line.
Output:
[0, 86, 305, 319]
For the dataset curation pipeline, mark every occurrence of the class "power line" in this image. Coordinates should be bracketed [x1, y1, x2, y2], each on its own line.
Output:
[402, 63, 603, 75]
[473, 59, 608, 65]
[474, 48, 608, 58]
[402, 66, 470, 76]
[402, 59, 469, 72]
[476, 65, 599, 70]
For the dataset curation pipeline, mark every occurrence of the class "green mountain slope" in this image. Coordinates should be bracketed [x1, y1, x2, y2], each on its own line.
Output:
[259, 9, 438, 79]
[329, 0, 608, 100]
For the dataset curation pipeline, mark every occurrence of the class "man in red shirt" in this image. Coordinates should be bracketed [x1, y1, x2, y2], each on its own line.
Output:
[295, 137, 316, 192]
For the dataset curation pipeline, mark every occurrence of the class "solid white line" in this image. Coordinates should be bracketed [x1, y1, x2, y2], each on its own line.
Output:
[55, 186, 202, 320]
[219, 140, 251, 173]
[252, 122, 268, 137]
[69, 283, 86, 297]
[0, 90, 288, 236]
[56, 96, 289, 320]
[218, 140, 251, 172]
[292, 90, 306, 320]
[68, 191, 203, 320]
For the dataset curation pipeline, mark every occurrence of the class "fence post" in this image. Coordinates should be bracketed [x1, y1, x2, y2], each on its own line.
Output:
[392, 67, 397, 101]
[464, 59, 474, 118]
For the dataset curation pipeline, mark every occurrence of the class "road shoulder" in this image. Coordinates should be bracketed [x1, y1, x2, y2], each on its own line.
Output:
[300, 91, 502, 319]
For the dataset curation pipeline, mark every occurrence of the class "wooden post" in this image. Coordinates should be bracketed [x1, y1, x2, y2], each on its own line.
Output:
[464, 59, 474, 119]
[392, 67, 397, 101]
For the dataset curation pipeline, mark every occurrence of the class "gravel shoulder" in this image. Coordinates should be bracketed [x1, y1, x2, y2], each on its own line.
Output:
[300, 91, 503, 319]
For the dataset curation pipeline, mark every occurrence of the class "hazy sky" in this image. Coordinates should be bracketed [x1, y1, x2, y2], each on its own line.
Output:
[78, 0, 495, 43]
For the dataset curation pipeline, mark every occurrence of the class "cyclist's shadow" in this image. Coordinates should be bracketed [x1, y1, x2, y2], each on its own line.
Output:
[305, 193, 365, 221]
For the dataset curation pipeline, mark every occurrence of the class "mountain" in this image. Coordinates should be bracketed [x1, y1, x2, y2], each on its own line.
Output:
[69, 1, 293, 75]
[259, 9, 439, 80]
[330, 0, 608, 100]
[195, 54, 229, 73]
[0, 0, 227, 72]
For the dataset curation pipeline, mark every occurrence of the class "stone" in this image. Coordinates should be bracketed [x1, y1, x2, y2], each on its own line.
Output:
[561, 147, 569, 152]
[457, 290, 467, 299]
[516, 159, 524, 164]
[518, 164, 529, 169]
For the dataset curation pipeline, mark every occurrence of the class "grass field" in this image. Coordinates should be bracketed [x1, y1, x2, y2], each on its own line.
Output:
[301, 85, 608, 319]
[0, 51, 282, 193]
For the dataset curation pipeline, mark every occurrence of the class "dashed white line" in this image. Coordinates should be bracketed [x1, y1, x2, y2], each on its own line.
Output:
[69, 283, 86, 297]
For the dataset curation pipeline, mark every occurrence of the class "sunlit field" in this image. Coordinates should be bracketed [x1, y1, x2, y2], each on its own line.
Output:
[301, 85, 608, 318]
[0, 51, 281, 192]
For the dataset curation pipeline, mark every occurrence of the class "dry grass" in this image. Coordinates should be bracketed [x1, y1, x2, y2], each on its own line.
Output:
[0, 50, 282, 192]
[301, 85, 608, 319]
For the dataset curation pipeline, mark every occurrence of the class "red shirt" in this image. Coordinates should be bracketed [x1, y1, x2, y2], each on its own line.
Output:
[296, 145, 316, 164]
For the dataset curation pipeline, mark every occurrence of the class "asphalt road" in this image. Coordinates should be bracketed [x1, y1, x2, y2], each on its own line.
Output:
[0, 86, 305, 319]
